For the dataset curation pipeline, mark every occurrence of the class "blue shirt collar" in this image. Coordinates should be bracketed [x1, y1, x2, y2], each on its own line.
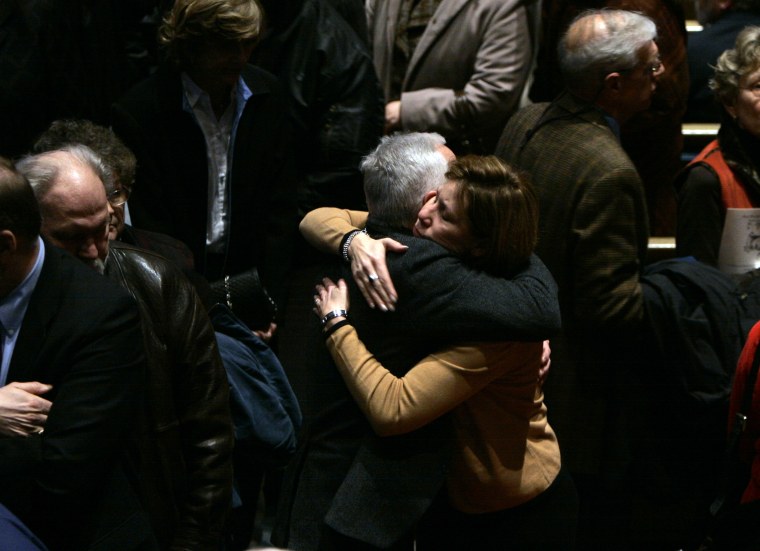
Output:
[0, 238, 45, 385]
[602, 112, 622, 141]
[0, 238, 45, 337]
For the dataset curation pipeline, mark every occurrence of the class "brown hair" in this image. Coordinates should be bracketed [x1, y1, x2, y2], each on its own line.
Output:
[446, 155, 538, 277]
[34, 119, 136, 191]
[159, 0, 263, 66]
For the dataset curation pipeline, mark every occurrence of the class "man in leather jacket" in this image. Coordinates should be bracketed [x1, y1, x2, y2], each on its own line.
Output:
[19, 145, 234, 550]
[254, 0, 384, 219]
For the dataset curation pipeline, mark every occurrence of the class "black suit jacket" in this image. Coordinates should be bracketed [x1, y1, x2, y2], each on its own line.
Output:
[0, 244, 152, 551]
[111, 64, 299, 303]
[275, 223, 560, 549]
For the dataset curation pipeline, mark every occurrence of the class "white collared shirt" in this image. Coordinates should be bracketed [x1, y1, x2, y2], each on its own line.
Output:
[181, 73, 252, 254]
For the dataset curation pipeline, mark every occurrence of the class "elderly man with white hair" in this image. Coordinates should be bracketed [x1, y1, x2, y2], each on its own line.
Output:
[497, 9, 663, 548]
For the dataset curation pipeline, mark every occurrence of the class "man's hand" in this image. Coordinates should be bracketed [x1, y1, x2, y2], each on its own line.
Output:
[349, 232, 407, 311]
[384, 101, 401, 134]
[253, 322, 277, 343]
[539, 340, 551, 385]
[0, 381, 53, 437]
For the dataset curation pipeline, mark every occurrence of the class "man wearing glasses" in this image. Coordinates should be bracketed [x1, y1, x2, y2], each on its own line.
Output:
[33, 119, 197, 274]
[496, 9, 662, 548]
[17, 145, 234, 551]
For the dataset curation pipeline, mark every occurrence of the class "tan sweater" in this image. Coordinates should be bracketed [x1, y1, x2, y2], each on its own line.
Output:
[326, 325, 561, 514]
[299, 208, 368, 253]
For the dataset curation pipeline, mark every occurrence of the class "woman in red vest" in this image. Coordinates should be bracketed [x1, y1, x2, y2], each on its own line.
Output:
[676, 26, 760, 266]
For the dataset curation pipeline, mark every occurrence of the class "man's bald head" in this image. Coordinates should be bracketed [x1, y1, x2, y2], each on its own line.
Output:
[17, 146, 112, 270]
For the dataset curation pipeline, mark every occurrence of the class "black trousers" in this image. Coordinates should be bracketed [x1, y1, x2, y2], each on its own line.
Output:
[415, 468, 579, 550]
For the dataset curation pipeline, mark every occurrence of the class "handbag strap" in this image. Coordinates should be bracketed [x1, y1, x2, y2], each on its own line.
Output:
[709, 338, 760, 516]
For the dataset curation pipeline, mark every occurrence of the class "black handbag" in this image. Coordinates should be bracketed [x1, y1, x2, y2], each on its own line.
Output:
[698, 342, 760, 551]
[209, 268, 277, 332]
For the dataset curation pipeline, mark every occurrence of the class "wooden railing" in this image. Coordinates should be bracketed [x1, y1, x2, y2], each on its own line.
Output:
[682, 122, 719, 161]
[647, 236, 677, 263]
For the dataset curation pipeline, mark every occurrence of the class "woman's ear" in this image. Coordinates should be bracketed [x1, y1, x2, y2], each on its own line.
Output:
[469, 239, 488, 258]
[724, 101, 738, 121]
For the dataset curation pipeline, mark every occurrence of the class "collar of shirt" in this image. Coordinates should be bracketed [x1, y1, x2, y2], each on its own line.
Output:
[234, 76, 252, 130]
[180, 73, 252, 130]
[0, 238, 45, 384]
[602, 111, 622, 141]
[181, 72, 216, 112]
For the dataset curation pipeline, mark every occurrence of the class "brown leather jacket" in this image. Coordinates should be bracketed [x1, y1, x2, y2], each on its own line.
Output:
[105, 241, 233, 550]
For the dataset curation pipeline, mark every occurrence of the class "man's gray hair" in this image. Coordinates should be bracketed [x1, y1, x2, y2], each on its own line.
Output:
[559, 9, 657, 98]
[361, 132, 448, 228]
[17, 144, 114, 206]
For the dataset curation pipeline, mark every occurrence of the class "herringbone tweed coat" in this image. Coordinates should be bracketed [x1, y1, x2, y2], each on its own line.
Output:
[496, 92, 649, 476]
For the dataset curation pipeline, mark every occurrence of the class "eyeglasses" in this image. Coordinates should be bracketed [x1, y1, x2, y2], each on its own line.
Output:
[645, 60, 663, 75]
[618, 58, 662, 77]
[107, 186, 131, 207]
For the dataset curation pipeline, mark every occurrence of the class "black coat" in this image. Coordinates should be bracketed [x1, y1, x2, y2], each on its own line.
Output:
[0, 244, 151, 551]
[254, 0, 384, 216]
[105, 241, 233, 550]
[111, 64, 299, 303]
[274, 224, 561, 549]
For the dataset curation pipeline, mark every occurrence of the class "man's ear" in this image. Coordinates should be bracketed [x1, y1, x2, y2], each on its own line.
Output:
[421, 189, 438, 205]
[604, 72, 624, 93]
[0, 229, 18, 256]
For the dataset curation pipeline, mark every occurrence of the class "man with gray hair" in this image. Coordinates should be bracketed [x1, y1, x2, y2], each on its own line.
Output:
[17, 145, 234, 550]
[274, 132, 562, 550]
[361, 132, 450, 229]
[496, 9, 661, 547]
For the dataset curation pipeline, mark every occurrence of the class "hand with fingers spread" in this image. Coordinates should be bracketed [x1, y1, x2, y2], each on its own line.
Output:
[348, 232, 407, 311]
[313, 278, 350, 330]
[0, 381, 53, 437]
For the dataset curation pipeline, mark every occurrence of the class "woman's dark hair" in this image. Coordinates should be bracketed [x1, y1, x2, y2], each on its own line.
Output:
[447, 155, 539, 277]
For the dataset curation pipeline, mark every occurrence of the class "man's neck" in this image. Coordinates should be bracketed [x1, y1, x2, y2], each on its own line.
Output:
[185, 72, 235, 118]
[0, 239, 40, 299]
[596, 104, 627, 125]
[366, 215, 414, 236]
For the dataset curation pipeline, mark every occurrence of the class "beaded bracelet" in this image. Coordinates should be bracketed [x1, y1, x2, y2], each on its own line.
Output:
[340, 228, 367, 262]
